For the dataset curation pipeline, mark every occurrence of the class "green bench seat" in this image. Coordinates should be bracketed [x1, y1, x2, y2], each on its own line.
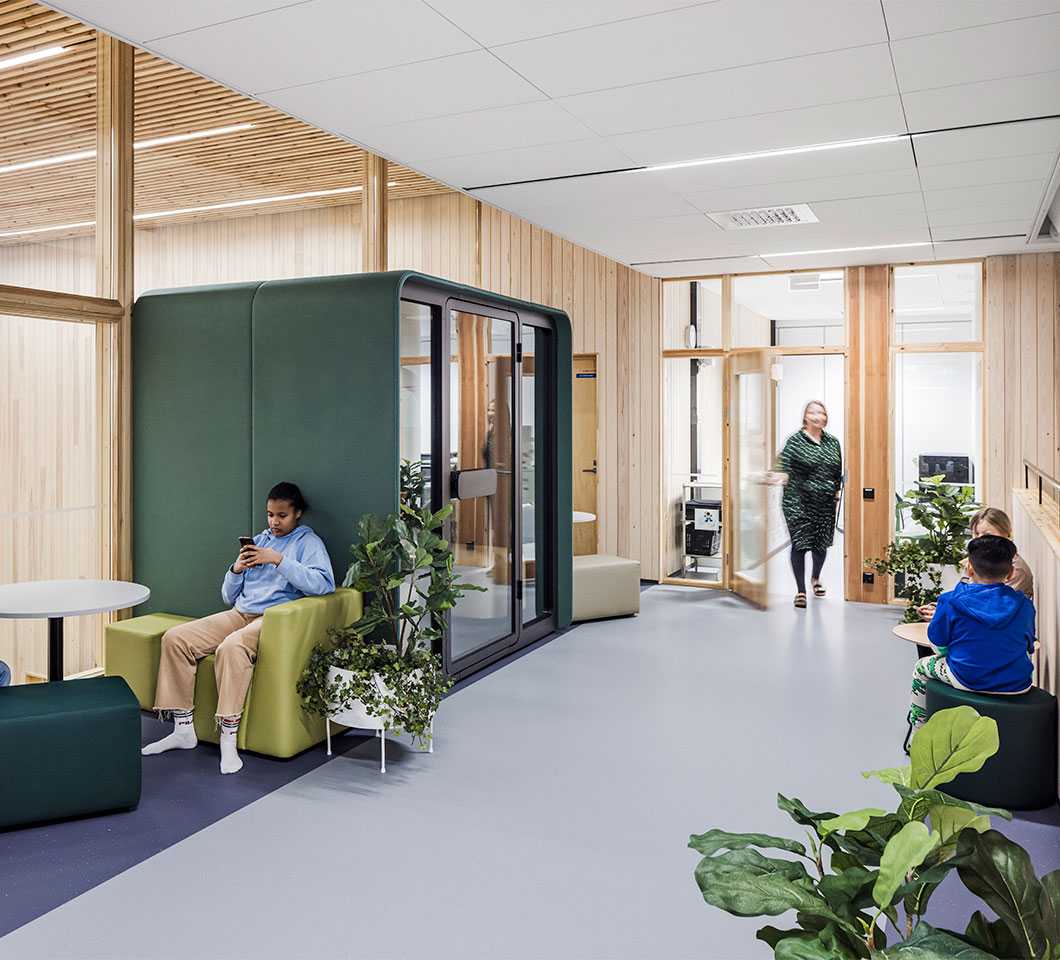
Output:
[106, 589, 362, 759]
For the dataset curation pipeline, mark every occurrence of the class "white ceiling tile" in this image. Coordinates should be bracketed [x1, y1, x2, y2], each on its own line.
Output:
[682, 169, 922, 212]
[558, 45, 897, 137]
[891, 14, 1060, 91]
[648, 139, 916, 194]
[883, 0, 1060, 40]
[936, 237, 1060, 258]
[45, 0, 299, 42]
[473, 174, 699, 220]
[357, 101, 598, 165]
[930, 221, 1032, 241]
[638, 257, 771, 277]
[901, 69, 1060, 131]
[913, 119, 1060, 165]
[923, 180, 1045, 214]
[917, 153, 1058, 191]
[798, 195, 928, 230]
[762, 245, 936, 269]
[265, 51, 541, 132]
[491, 0, 887, 97]
[149, 0, 478, 94]
[416, 139, 637, 188]
[425, 0, 703, 46]
[610, 97, 907, 165]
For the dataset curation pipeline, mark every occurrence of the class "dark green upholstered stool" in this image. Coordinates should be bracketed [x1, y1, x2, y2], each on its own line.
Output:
[0, 676, 142, 829]
[925, 679, 1058, 810]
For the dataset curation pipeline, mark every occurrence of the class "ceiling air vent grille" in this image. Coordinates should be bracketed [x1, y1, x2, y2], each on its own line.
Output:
[707, 203, 818, 230]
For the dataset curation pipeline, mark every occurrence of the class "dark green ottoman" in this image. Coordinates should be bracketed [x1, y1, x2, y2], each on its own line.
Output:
[926, 680, 1058, 810]
[0, 676, 142, 830]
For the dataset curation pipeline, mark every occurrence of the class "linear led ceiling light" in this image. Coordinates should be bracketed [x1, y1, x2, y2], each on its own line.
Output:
[133, 185, 363, 221]
[0, 220, 94, 239]
[0, 45, 65, 71]
[633, 134, 905, 174]
[0, 123, 256, 175]
[761, 241, 933, 258]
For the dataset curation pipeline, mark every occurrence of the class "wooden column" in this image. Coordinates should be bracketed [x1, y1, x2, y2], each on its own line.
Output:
[361, 152, 388, 272]
[96, 36, 134, 585]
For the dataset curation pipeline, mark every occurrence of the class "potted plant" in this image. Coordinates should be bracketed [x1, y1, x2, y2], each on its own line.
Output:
[689, 706, 1060, 958]
[297, 487, 481, 770]
[871, 476, 979, 621]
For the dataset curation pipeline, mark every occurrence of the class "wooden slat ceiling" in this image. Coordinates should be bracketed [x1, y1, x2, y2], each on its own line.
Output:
[0, 0, 449, 238]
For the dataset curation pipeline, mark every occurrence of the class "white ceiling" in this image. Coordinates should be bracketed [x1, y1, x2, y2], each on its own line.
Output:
[47, 0, 1060, 275]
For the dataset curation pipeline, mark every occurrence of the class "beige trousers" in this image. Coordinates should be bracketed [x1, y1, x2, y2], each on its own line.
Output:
[154, 609, 263, 719]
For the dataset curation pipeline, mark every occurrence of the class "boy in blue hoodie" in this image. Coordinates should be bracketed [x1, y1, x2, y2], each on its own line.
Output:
[142, 481, 334, 774]
[906, 534, 1036, 744]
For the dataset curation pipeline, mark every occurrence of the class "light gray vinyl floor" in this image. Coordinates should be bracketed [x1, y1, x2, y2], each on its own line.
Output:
[1, 586, 913, 960]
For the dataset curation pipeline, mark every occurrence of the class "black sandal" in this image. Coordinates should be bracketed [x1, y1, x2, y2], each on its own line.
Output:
[812, 581, 826, 598]
[794, 593, 807, 608]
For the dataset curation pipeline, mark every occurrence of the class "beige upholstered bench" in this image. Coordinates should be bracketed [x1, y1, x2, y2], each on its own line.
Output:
[572, 554, 640, 622]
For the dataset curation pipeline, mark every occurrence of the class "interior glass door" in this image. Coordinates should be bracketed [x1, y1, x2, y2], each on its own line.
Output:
[730, 349, 772, 607]
[447, 307, 518, 665]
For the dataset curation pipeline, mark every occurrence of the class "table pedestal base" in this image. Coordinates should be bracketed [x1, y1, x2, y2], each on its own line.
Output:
[48, 616, 63, 682]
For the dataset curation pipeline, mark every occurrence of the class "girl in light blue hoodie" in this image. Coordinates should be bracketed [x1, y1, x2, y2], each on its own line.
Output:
[142, 481, 334, 774]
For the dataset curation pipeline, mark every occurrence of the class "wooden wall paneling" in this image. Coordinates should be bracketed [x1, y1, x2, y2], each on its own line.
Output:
[617, 264, 632, 558]
[984, 257, 1005, 507]
[1020, 256, 1039, 483]
[1037, 254, 1055, 477]
[861, 265, 891, 603]
[361, 152, 387, 273]
[1003, 256, 1021, 513]
[844, 268, 864, 601]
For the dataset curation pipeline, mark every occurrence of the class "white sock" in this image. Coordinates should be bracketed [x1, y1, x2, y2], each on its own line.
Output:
[219, 717, 243, 774]
[141, 710, 197, 755]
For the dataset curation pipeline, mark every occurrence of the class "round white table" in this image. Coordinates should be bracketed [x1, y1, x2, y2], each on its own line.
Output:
[892, 620, 937, 659]
[0, 579, 150, 682]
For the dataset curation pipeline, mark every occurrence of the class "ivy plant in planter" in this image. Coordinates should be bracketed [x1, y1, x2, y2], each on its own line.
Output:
[689, 706, 1060, 958]
[297, 497, 481, 749]
[871, 476, 980, 622]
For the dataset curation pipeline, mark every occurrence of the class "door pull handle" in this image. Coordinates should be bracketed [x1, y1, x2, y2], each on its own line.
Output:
[582, 468, 598, 474]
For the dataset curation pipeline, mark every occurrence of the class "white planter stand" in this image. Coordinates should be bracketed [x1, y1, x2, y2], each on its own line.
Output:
[324, 666, 434, 773]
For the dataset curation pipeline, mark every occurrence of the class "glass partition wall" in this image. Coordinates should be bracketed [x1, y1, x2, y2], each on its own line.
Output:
[400, 285, 557, 679]
[662, 270, 847, 599]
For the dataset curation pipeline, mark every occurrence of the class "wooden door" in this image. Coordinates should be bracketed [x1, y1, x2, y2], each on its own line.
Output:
[572, 355, 598, 555]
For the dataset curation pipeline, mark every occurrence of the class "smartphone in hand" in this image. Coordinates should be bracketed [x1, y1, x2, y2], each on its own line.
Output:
[238, 536, 255, 549]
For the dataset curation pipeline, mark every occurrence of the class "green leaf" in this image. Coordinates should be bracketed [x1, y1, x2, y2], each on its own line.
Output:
[863, 765, 912, 787]
[773, 935, 844, 959]
[910, 706, 1000, 790]
[820, 808, 889, 836]
[876, 921, 999, 958]
[965, 910, 1023, 958]
[956, 829, 1048, 959]
[777, 794, 839, 833]
[818, 865, 876, 914]
[833, 813, 905, 867]
[928, 805, 990, 847]
[693, 848, 843, 926]
[895, 785, 1012, 824]
[687, 829, 806, 858]
[1041, 871, 1060, 948]
[873, 822, 940, 908]
[756, 926, 812, 951]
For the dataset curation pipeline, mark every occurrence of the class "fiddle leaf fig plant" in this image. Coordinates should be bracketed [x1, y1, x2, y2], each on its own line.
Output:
[870, 475, 980, 622]
[690, 706, 1060, 958]
[297, 499, 483, 747]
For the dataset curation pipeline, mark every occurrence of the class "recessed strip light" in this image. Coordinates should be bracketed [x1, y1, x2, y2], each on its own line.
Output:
[0, 185, 364, 238]
[0, 124, 256, 176]
[133, 185, 363, 221]
[0, 45, 65, 72]
[633, 134, 905, 174]
[0, 220, 95, 239]
[134, 123, 256, 150]
[761, 241, 933, 258]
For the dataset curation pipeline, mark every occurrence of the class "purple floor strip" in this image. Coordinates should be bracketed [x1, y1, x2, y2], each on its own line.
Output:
[0, 714, 369, 938]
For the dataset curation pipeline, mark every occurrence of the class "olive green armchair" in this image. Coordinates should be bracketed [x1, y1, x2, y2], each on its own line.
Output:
[106, 588, 361, 759]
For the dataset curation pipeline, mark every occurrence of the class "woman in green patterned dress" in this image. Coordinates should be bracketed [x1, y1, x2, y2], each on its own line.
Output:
[775, 400, 842, 608]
